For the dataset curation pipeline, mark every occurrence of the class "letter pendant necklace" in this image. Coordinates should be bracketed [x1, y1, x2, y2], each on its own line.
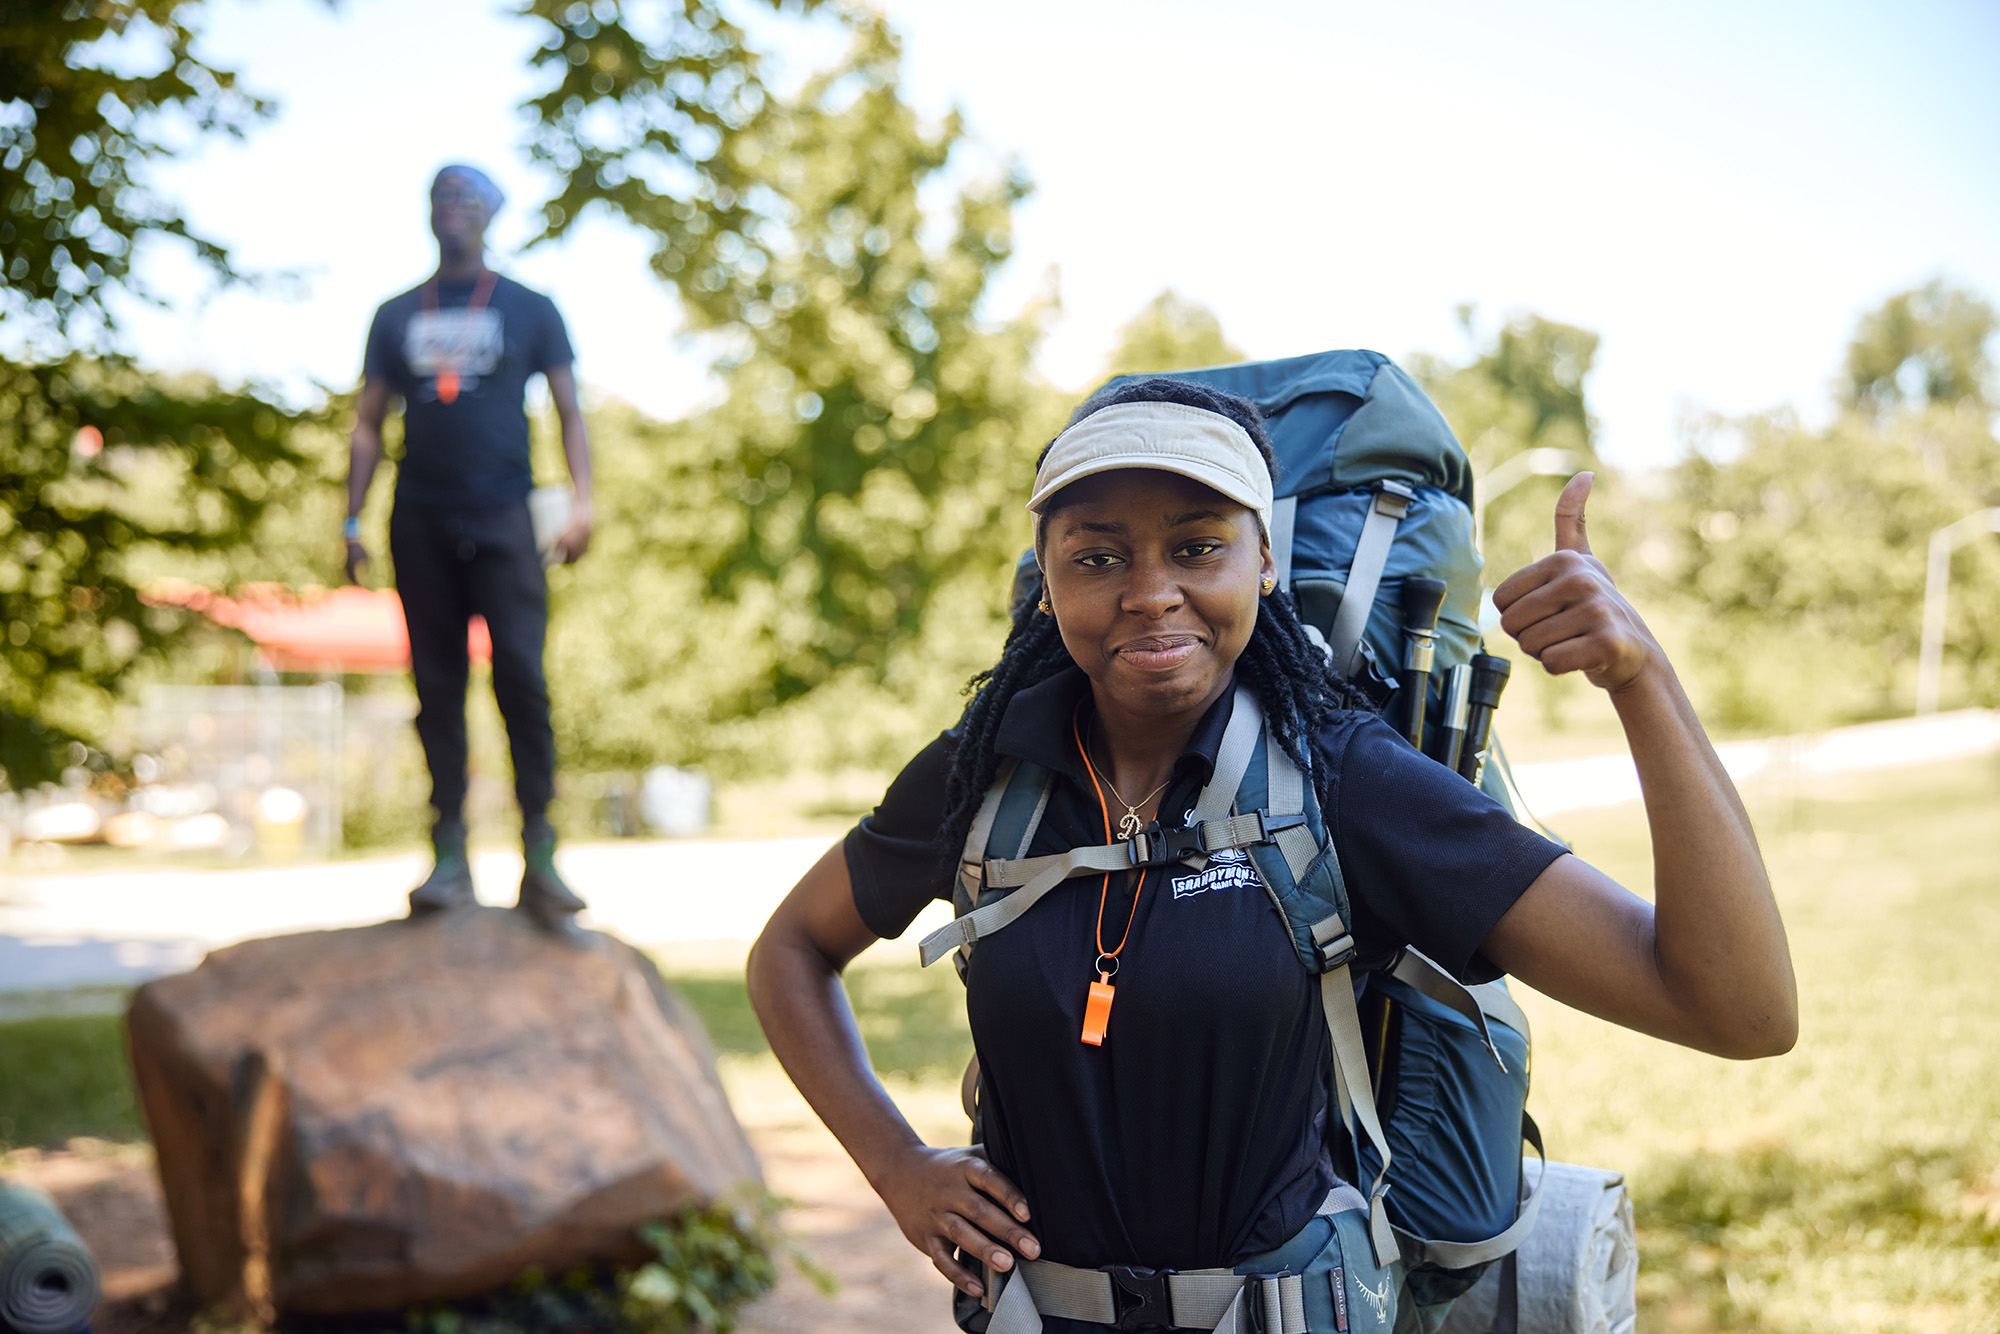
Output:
[1072, 709, 1167, 1046]
[422, 268, 498, 404]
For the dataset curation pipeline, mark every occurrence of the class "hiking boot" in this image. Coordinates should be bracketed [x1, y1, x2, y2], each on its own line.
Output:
[408, 845, 475, 917]
[516, 838, 586, 935]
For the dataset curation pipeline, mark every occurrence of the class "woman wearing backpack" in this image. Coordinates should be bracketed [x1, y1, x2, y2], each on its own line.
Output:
[746, 377, 1796, 1333]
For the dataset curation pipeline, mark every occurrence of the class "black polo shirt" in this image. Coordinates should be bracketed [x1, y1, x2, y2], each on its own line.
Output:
[844, 668, 1563, 1272]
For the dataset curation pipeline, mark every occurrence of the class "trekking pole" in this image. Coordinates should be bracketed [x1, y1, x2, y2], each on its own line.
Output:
[1430, 663, 1472, 774]
[1397, 577, 1448, 751]
[1455, 653, 1513, 786]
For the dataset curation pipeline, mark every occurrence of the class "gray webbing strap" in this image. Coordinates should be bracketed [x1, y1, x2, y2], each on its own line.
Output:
[1389, 948, 1512, 1071]
[1269, 494, 1298, 587]
[982, 842, 1138, 890]
[957, 759, 1018, 903]
[1394, 1113, 1549, 1272]
[1314, 918, 1401, 1269]
[1262, 727, 1320, 884]
[1014, 780, 1053, 858]
[1469, 978, 1531, 1040]
[919, 843, 1131, 966]
[1192, 686, 1263, 828]
[990, 1262, 1308, 1334]
[1326, 482, 1413, 678]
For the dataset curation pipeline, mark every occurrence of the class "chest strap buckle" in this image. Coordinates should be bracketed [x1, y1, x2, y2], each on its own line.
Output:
[1127, 810, 1312, 868]
[1102, 1264, 1175, 1330]
[1125, 823, 1205, 868]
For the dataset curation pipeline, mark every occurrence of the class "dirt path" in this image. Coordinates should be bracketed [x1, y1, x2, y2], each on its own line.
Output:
[6, 1064, 964, 1333]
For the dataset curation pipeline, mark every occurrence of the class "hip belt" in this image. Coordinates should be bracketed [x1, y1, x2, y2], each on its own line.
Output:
[981, 1184, 1367, 1333]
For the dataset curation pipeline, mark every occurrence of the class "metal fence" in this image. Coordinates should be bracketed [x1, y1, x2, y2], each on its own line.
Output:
[128, 683, 346, 857]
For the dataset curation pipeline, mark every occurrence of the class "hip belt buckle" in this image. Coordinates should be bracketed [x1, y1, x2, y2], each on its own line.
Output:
[1102, 1264, 1175, 1330]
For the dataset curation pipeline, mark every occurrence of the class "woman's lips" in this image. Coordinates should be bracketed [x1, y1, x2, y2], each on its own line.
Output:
[1113, 635, 1201, 671]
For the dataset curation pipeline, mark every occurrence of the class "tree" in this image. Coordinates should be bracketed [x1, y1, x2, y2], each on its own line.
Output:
[1665, 285, 2000, 729]
[1412, 311, 1604, 584]
[1409, 312, 1609, 729]
[1844, 279, 1995, 415]
[523, 7, 1060, 710]
[0, 1, 316, 787]
[1100, 289, 1244, 381]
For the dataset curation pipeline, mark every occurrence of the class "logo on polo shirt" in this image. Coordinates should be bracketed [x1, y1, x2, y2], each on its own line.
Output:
[1170, 846, 1261, 900]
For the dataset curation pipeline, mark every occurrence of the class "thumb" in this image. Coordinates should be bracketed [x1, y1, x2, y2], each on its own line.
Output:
[1553, 472, 1594, 554]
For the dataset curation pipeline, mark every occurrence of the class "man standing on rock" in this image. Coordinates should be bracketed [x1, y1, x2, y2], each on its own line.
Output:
[344, 164, 592, 933]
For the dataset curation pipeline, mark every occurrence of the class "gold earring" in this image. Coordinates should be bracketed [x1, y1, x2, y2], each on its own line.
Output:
[1260, 576, 1276, 595]
[1038, 597, 1052, 615]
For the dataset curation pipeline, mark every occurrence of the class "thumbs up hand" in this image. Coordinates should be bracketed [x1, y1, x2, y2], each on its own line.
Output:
[1491, 473, 1660, 693]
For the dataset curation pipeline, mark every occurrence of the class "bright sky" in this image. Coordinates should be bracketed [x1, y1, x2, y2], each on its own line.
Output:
[120, 0, 2000, 468]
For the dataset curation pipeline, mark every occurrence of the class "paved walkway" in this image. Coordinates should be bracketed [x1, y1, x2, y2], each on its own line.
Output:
[5, 709, 1994, 995]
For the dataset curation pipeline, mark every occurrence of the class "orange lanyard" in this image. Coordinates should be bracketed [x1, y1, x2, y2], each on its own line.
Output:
[1072, 706, 1150, 1046]
[421, 268, 498, 404]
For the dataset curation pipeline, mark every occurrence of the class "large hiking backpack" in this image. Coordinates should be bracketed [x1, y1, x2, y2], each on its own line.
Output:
[1013, 349, 1517, 810]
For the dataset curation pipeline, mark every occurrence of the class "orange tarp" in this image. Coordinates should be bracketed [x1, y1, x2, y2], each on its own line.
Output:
[145, 582, 491, 673]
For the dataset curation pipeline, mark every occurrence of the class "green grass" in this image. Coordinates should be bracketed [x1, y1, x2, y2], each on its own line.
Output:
[0, 1012, 144, 1149]
[1520, 750, 2000, 1332]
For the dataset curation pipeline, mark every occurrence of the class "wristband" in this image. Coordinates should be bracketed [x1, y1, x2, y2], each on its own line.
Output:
[344, 517, 362, 541]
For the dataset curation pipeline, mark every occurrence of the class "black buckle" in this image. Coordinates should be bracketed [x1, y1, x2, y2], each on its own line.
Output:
[1240, 1273, 1284, 1334]
[1255, 810, 1308, 839]
[1103, 1264, 1175, 1330]
[1125, 822, 1205, 868]
[1318, 932, 1359, 971]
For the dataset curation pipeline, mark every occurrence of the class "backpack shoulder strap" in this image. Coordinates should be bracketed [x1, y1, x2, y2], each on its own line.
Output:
[1325, 480, 1414, 676]
[1251, 725, 1402, 1269]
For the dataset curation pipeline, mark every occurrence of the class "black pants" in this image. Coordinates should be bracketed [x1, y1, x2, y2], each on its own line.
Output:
[389, 496, 555, 832]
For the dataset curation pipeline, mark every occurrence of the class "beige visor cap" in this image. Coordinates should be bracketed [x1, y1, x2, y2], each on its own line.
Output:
[1027, 401, 1273, 534]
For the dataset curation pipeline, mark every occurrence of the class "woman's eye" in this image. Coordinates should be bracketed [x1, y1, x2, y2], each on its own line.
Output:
[1077, 552, 1122, 569]
[1179, 541, 1222, 558]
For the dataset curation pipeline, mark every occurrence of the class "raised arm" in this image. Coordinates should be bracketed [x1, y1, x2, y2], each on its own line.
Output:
[1479, 474, 1798, 1059]
[544, 363, 593, 563]
[747, 846, 1040, 1298]
[344, 376, 393, 585]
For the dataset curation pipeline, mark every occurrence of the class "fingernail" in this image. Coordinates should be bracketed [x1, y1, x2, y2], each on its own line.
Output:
[991, 1252, 1011, 1271]
[966, 1282, 983, 1298]
[1015, 1203, 1031, 1221]
[1021, 1239, 1040, 1259]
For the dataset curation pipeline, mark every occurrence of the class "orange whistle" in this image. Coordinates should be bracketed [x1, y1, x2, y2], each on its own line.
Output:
[438, 368, 460, 403]
[1081, 974, 1116, 1046]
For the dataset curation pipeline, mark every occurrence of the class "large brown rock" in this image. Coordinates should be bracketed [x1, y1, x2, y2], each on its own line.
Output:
[125, 907, 760, 1319]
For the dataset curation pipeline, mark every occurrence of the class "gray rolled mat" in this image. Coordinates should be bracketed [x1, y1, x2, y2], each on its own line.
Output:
[1438, 1160, 1637, 1334]
[0, 1180, 100, 1334]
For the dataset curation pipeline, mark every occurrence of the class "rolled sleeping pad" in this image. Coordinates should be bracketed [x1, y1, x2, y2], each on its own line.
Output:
[1434, 1160, 1637, 1334]
[0, 1179, 100, 1334]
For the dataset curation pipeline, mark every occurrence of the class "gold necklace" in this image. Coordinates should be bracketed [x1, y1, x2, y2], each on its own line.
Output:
[1089, 721, 1173, 839]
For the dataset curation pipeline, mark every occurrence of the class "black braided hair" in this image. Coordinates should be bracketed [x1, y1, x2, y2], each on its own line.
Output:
[935, 378, 1372, 860]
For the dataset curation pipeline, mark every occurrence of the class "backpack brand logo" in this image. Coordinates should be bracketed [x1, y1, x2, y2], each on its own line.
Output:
[1171, 848, 1260, 900]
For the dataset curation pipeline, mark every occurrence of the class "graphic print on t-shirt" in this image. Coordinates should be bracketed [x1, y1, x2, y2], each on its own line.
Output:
[1171, 846, 1262, 900]
[404, 308, 503, 399]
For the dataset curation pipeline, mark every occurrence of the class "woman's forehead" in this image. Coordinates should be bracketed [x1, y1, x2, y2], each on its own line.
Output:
[1042, 469, 1252, 533]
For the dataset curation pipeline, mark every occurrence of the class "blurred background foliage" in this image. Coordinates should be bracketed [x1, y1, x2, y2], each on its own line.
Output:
[0, 0, 321, 786]
[3, 1, 1997, 816]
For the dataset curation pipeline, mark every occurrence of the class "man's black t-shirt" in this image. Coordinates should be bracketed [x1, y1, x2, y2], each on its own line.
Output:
[362, 273, 574, 512]
[842, 668, 1564, 1272]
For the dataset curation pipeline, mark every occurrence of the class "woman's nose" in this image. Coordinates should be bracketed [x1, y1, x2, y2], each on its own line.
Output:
[1121, 557, 1183, 617]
